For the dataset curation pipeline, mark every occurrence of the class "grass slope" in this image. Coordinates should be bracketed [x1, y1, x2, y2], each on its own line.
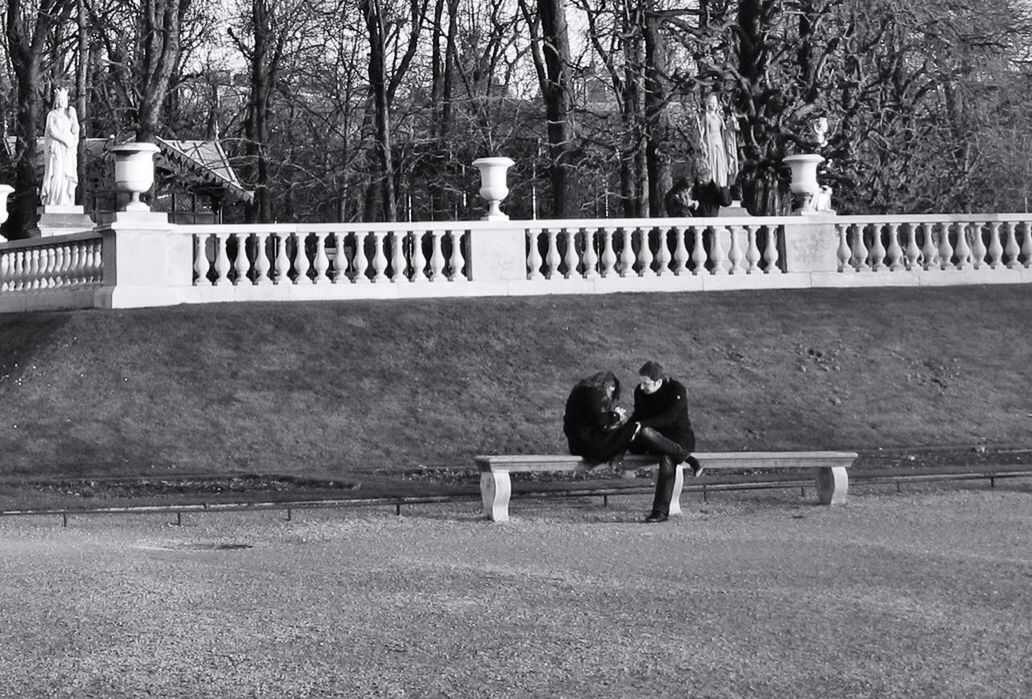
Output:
[1, 285, 1031, 482]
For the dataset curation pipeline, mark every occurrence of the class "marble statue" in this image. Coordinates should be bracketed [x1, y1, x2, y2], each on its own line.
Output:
[41, 87, 80, 207]
[697, 93, 740, 189]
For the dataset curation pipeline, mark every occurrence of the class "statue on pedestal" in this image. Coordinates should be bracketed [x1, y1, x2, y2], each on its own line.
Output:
[697, 93, 740, 190]
[41, 87, 79, 207]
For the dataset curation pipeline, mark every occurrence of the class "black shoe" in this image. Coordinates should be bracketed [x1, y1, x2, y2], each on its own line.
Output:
[644, 511, 668, 523]
[686, 455, 705, 478]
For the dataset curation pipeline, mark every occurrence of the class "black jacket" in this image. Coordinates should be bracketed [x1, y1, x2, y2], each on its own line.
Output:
[629, 379, 696, 451]
[690, 182, 733, 218]
[563, 381, 639, 462]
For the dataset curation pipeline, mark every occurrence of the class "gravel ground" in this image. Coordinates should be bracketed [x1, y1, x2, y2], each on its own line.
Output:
[1, 485, 1030, 698]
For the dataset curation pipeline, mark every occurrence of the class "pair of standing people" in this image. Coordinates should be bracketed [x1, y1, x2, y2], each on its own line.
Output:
[562, 361, 703, 523]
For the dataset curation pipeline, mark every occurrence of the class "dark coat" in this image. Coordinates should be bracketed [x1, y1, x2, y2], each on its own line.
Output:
[563, 376, 639, 463]
[629, 378, 696, 451]
[690, 182, 733, 218]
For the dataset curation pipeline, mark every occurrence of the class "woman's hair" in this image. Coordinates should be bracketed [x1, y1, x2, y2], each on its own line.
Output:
[579, 371, 622, 403]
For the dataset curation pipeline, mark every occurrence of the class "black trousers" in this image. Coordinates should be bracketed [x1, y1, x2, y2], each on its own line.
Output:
[631, 427, 693, 516]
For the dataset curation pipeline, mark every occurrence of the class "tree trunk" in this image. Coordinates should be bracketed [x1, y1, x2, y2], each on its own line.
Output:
[538, 0, 577, 218]
[643, 7, 672, 216]
[362, 0, 397, 222]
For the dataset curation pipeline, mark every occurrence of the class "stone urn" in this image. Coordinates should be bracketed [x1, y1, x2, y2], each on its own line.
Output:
[0, 184, 12, 226]
[783, 154, 825, 213]
[472, 156, 515, 221]
[110, 142, 161, 211]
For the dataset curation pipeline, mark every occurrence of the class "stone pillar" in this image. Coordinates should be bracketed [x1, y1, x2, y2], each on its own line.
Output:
[780, 218, 842, 274]
[464, 222, 528, 285]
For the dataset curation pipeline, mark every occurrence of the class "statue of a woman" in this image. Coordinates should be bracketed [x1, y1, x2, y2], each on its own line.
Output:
[697, 93, 735, 189]
[41, 87, 80, 207]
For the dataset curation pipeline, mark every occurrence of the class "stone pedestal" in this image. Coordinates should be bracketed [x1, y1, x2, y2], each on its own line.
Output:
[33, 205, 96, 238]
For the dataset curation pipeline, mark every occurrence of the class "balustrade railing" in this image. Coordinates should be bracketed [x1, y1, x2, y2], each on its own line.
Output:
[835, 217, 1032, 273]
[3, 213, 1032, 313]
[525, 221, 785, 279]
[0, 233, 103, 292]
[191, 224, 471, 287]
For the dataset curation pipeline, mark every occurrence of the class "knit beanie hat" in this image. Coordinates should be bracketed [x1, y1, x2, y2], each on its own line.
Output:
[638, 360, 664, 381]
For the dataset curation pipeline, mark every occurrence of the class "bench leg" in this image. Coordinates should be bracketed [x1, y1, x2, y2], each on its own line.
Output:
[667, 465, 685, 516]
[816, 466, 848, 505]
[481, 471, 512, 522]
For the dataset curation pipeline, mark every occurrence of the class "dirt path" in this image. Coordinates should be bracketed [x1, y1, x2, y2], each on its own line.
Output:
[1, 486, 1030, 697]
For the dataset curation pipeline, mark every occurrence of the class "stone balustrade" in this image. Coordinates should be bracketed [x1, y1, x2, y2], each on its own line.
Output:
[2, 213, 1032, 313]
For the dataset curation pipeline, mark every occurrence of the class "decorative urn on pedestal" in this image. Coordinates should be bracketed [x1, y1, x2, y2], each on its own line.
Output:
[110, 142, 161, 212]
[0, 184, 13, 226]
[472, 157, 515, 221]
[783, 153, 825, 214]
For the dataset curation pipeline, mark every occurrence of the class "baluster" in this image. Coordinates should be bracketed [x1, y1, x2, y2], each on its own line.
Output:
[968, 222, 986, 269]
[297, 231, 315, 282]
[1003, 222, 1020, 270]
[545, 229, 561, 279]
[904, 223, 921, 271]
[726, 225, 744, 274]
[709, 226, 728, 274]
[672, 226, 689, 275]
[10, 251, 21, 290]
[763, 226, 780, 273]
[213, 234, 231, 284]
[52, 245, 66, 287]
[600, 228, 617, 277]
[653, 228, 671, 276]
[885, 223, 903, 271]
[16, 250, 28, 290]
[851, 224, 870, 272]
[61, 245, 74, 286]
[332, 232, 348, 282]
[954, 222, 972, 270]
[1021, 222, 1032, 268]
[938, 222, 955, 270]
[193, 235, 208, 285]
[271, 232, 288, 284]
[430, 231, 445, 281]
[618, 228, 636, 277]
[691, 226, 707, 275]
[637, 227, 655, 276]
[70, 243, 84, 286]
[450, 230, 466, 281]
[835, 224, 852, 272]
[582, 228, 599, 279]
[986, 222, 1004, 269]
[30, 248, 44, 289]
[0, 252, 9, 291]
[391, 231, 407, 282]
[253, 231, 270, 284]
[231, 234, 249, 285]
[868, 224, 886, 271]
[310, 231, 328, 283]
[527, 230, 543, 280]
[743, 226, 760, 274]
[367, 231, 384, 282]
[563, 229, 579, 279]
[920, 223, 938, 270]
[85, 241, 100, 284]
[411, 231, 427, 281]
[352, 231, 369, 283]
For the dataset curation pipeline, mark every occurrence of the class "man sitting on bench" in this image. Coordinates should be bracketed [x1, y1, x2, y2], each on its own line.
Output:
[628, 360, 704, 523]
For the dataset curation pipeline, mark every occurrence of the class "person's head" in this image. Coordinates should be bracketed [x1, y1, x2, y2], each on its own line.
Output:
[638, 360, 665, 394]
[704, 93, 720, 114]
[54, 87, 69, 109]
[693, 158, 712, 185]
[584, 371, 621, 402]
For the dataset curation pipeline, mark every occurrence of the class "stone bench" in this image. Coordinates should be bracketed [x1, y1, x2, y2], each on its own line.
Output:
[475, 451, 858, 522]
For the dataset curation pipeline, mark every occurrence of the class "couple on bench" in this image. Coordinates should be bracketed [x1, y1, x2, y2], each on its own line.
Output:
[563, 360, 704, 523]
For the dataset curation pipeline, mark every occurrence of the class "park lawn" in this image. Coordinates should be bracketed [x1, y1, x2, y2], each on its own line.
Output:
[1, 284, 1031, 500]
